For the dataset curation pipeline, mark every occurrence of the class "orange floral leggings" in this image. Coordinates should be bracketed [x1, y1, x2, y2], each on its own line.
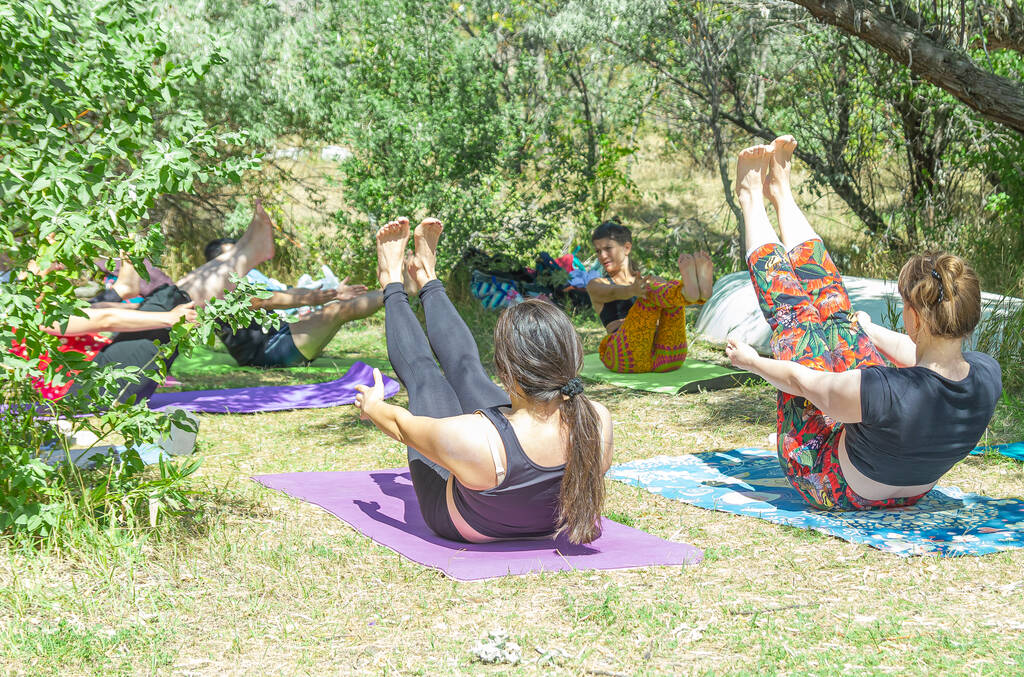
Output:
[748, 239, 929, 511]
[599, 280, 703, 374]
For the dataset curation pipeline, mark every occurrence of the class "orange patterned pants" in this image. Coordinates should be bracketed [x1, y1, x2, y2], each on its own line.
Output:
[599, 280, 703, 374]
[749, 239, 928, 510]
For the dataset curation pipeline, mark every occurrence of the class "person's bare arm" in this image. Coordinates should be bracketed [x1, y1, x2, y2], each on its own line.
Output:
[592, 401, 614, 472]
[252, 288, 337, 310]
[50, 303, 197, 335]
[854, 311, 916, 368]
[252, 279, 369, 310]
[354, 369, 495, 486]
[726, 339, 863, 423]
[586, 275, 646, 305]
[89, 301, 141, 309]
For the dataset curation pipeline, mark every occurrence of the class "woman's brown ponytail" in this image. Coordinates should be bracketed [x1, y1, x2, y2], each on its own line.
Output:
[556, 385, 604, 543]
[493, 300, 605, 544]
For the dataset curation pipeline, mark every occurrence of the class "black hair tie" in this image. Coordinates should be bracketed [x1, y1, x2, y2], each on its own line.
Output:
[931, 269, 945, 303]
[560, 377, 584, 399]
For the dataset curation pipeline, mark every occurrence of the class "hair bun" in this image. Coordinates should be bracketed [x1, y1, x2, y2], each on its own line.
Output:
[897, 250, 981, 339]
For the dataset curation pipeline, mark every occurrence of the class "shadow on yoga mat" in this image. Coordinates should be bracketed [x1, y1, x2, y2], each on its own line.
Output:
[149, 361, 399, 414]
[608, 448, 1024, 557]
[580, 353, 759, 394]
[253, 469, 703, 581]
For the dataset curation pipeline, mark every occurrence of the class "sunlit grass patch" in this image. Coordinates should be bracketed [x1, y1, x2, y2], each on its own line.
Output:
[1, 295, 1022, 675]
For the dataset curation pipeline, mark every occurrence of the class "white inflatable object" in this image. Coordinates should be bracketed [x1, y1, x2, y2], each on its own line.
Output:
[695, 271, 1022, 355]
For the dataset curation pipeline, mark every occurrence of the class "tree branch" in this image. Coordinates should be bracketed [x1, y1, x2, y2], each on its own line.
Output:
[786, 0, 1024, 134]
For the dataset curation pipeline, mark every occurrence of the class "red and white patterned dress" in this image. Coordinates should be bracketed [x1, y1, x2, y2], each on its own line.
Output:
[10, 332, 112, 400]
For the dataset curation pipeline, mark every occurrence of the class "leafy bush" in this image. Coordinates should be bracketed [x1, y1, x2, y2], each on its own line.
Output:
[0, 0, 257, 542]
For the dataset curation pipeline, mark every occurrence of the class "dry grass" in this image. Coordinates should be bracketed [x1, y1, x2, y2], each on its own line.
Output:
[1, 308, 1022, 676]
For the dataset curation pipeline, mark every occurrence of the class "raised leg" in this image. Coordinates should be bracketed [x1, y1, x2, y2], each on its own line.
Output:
[174, 201, 275, 306]
[112, 257, 142, 300]
[735, 144, 783, 258]
[650, 306, 689, 372]
[599, 278, 698, 374]
[598, 301, 660, 373]
[764, 135, 820, 251]
[694, 251, 715, 301]
[376, 219, 464, 541]
[288, 291, 384, 361]
[409, 219, 508, 412]
[677, 253, 701, 303]
[765, 136, 884, 371]
[643, 278, 700, 309]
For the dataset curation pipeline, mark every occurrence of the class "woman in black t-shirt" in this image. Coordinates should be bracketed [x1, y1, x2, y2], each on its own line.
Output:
[724, 136, 1001, 510]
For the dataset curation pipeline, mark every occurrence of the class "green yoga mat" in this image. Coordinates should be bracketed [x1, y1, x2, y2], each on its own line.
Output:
[580, 353, 757, 394]
[174, 345, 391, 377]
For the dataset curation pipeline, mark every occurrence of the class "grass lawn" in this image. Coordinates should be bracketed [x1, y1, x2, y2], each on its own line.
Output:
[1, 301, 1022, 676]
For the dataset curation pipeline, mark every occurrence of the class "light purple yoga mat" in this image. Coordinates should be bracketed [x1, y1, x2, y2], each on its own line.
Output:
[252, 468, 703, 581]
[148, 361, 400, 414]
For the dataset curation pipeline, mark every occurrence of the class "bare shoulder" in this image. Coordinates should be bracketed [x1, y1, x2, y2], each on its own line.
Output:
[439, 412, 493, 441]
[445, 413, 504, 490]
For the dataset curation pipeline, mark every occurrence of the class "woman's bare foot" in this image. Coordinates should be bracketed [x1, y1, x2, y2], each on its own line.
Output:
[734, 145, 770, 206]
[410, 218, 443, 282]
[764, 135, 797, 205]
[677, 252, 700, 303]
[405, 251, 434, 294]
[406, 254, 433, 292]
[694, 251, 715, 300]
[376, 218, 410, 288]
[236, 199, 276, 265]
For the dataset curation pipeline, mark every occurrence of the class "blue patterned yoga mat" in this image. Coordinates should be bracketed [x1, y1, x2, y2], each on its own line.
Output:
[972, 442, 1024, 462]
[607, 448, 1024, 557]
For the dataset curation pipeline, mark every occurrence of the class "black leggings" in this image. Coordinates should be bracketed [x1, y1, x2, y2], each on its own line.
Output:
[75, 284, 191, 404]
[384, 280, 508, 540]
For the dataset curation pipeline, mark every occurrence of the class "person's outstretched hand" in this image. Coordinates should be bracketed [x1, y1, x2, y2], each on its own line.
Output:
[354, 368, 385, 421]
[335, 277, 369, 301]
[725, 337, 758, 370]
[302, 288, 340, 306]
[852, 310, 872, 328]
[168, 301, 198, 326]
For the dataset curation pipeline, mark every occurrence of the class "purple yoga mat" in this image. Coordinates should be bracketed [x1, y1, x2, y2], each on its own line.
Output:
[252, 468, 703, 581]
[148, 361, 400, 414]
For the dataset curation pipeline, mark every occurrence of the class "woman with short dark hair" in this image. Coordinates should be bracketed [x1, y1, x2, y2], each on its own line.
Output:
[587, 218, 714, 373]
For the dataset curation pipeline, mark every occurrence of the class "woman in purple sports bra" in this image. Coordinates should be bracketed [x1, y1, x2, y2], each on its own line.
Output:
[355, 217, 614, 544]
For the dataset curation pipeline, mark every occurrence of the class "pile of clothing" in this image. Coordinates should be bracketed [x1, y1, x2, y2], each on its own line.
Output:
[463, 248, 601, 312]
